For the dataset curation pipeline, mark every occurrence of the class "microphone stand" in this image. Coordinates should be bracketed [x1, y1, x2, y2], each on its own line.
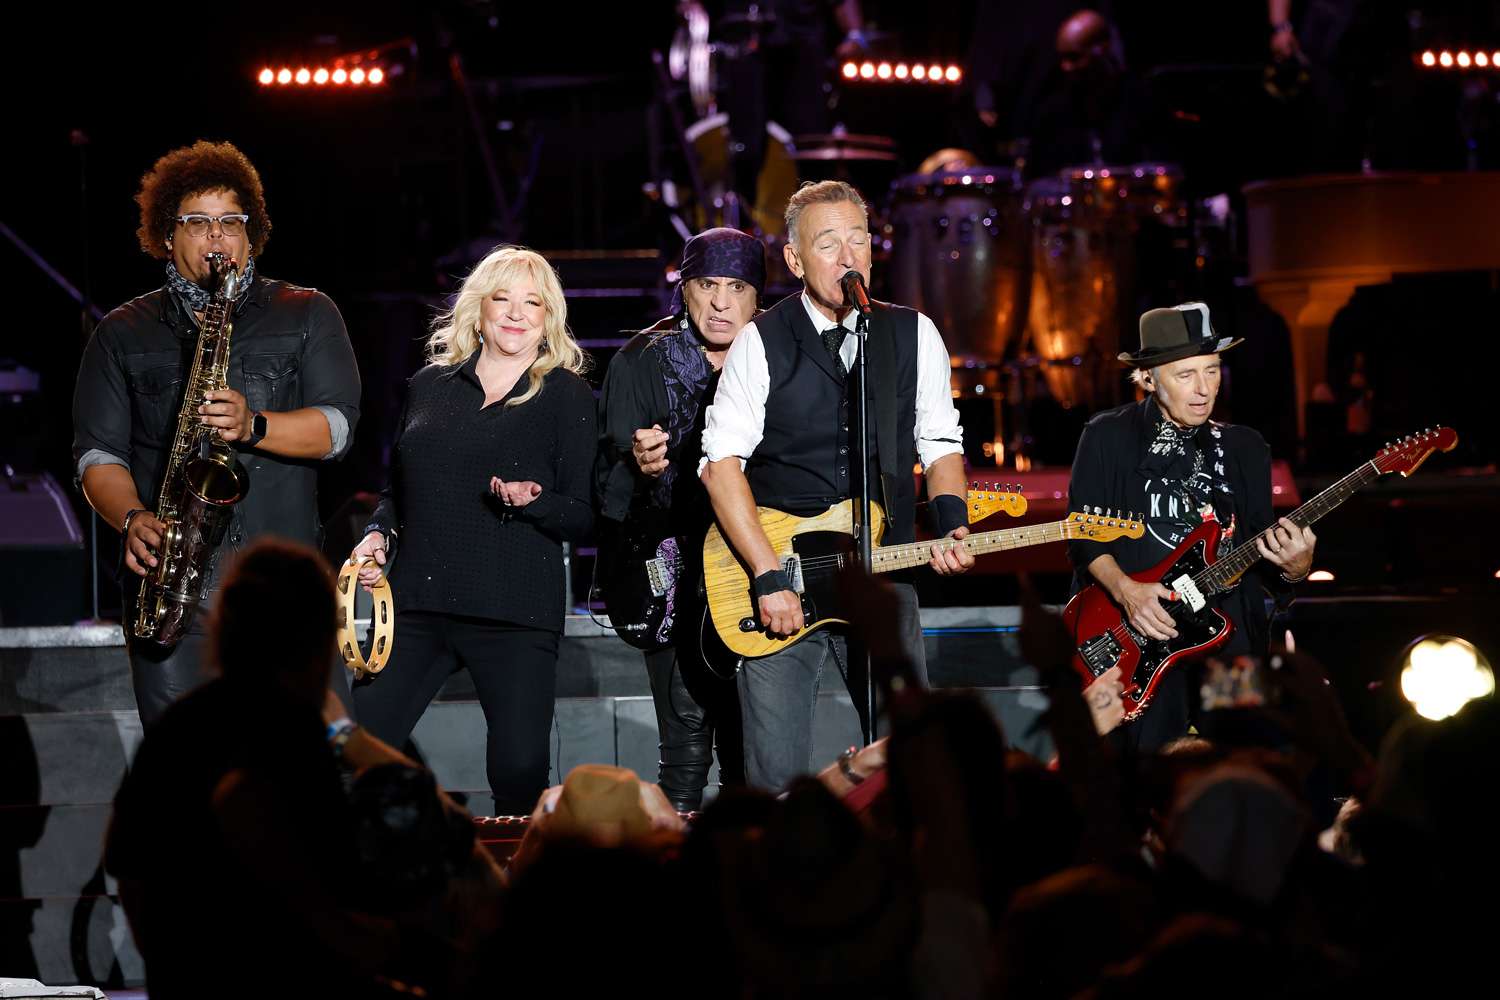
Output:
[850, 305, 875, 745]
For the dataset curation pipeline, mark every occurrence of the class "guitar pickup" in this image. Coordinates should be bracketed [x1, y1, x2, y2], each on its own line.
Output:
[644, 557, 670, 598]
[781, 554, 804, 593]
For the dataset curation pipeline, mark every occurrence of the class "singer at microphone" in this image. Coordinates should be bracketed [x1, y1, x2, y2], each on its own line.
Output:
[841, 270, 872, 316]
[695, 180, 974, 793]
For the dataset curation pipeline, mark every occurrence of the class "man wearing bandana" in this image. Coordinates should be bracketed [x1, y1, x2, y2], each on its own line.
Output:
[596, 227, 765, 810]
[72, 141, 362, 725]
[1067, 302, 1316, 752]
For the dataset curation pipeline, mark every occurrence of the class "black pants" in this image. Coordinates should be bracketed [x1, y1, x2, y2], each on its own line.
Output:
[125, 606, 216, 727]
[642, 643, 744, 812]
[352, 610, 557, 816]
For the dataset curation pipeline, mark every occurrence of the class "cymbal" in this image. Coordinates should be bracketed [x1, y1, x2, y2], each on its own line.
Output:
[791, 147, 899, 162]
[793, 132, 897, 150]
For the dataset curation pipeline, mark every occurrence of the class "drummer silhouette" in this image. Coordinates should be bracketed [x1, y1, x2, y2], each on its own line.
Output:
[1022, 9, 1159, 179]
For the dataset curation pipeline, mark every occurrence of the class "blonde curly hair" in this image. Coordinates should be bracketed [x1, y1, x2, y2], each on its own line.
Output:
[427, 246, 587, 408]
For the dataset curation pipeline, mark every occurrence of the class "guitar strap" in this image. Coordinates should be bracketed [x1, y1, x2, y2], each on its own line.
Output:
[864, 307, 899, 534]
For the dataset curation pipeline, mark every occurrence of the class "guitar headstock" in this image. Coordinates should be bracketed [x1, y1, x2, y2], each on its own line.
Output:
[966, 483, 1028, 522]
[1372, 426, 1458, 477]
[1064, 508, 1146, 542]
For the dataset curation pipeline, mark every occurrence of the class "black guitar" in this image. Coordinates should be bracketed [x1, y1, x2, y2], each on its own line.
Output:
[595, 508, 689, 651]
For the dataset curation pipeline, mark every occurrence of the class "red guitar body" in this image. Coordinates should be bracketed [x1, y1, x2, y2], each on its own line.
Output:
[1062, 518, 1236, 719]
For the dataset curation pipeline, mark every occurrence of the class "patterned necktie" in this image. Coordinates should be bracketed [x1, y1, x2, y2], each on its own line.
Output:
[821, 326, 848, 380]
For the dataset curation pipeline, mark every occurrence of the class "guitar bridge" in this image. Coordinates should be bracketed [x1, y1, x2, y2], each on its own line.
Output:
[781, 554, 804, 593]
[1079, 632, 1124, 678]
[644, 557, 670, 598]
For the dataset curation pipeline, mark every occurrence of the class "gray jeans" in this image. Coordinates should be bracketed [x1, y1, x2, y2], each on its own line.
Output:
[737, 581, 926, 791]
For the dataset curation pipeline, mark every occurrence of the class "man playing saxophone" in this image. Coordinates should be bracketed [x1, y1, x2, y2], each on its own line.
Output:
[72, 141, 362, 725]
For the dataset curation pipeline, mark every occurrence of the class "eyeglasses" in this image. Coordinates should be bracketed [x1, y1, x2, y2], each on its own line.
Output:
[173, 214, 249, 237]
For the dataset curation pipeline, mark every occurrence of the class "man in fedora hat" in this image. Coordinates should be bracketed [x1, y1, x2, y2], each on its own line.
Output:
[1066, 301, 1317, 751]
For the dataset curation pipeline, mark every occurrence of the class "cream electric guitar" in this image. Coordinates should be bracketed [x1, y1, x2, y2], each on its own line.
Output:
[702, 499, 1143, 662]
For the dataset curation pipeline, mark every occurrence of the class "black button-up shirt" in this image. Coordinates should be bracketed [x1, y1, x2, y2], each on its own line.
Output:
[72, 277, 362, 584]
[366, 355, 596, 632]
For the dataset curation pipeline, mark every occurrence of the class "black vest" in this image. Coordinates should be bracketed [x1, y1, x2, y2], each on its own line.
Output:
[746, 293, 921, 544]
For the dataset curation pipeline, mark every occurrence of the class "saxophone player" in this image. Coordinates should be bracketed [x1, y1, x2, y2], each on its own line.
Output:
[72, 141, 362, 726]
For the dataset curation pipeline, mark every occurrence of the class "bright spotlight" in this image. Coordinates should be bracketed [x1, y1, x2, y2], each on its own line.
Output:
[842, 61, 858, 79]
[1400, 635, 1494, 721]
[350, 67, 366, 85]
[877, 62, 892, 79]
[258, 67, 274, 85]
[945, 65, 962, 82]
[1308, 569, 1336, 582]
[276, 67, 292, 85]
[928, 64, 943, 81]
[312, 67, 329, 84]
[912, 64, 927, 80]
[1421, 50, 1437, 67]
[859, 61, 875, 79]
[294, 67, 311, 85]
[1458, 51, 1472, 68]
[1439, 51, 1454, 67]
[332, 67, 348, 85]
[894, 63, 909, 79]
[368, 67, 384, 84]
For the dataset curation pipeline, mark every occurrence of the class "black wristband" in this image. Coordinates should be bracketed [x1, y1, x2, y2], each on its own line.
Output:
[838, 746, 865, 785]
[752, 569, 793, 599]
[121, 507, 148, 535]
[928, 493, 970, 537]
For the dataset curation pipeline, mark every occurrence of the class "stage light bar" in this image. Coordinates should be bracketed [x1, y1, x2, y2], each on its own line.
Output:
[1419, 48, 1500, 71]
[839, 61, 963, 85]
[255, 60, 388, 88]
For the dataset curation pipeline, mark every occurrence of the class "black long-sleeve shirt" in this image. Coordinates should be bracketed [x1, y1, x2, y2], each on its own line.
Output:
[367, 355, 596, 632]
[1067, 396, 1292, 655]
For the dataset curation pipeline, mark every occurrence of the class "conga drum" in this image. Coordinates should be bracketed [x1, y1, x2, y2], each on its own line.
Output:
[886, 167, 1032, 363]
[1026, 163, 1184, 410]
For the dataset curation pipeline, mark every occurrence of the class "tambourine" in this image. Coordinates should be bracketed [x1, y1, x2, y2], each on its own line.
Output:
[336, 559, 394, 678]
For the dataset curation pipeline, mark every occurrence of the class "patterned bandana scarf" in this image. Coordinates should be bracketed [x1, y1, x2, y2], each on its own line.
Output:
[165, 255, 256, 316]
[651, 316, 715, 508]
[1139, 404, 1235, 550]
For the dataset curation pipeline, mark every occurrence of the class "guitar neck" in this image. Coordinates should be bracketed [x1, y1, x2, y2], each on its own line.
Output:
[1199, 460, 1380, 592]
[869, 521, 1070, 573]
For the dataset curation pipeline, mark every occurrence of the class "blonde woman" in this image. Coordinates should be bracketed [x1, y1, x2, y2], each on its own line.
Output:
[349, 246, 595, 815]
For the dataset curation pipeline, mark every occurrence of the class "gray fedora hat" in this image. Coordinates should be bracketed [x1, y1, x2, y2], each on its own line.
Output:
[1119, 301, 1242, 367]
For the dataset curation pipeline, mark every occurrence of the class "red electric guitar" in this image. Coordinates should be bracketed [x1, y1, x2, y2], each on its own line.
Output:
[1063, 427, 1458, 720]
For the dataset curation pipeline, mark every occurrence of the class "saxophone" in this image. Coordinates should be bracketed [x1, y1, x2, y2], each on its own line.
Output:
[133, 252, 251, 645]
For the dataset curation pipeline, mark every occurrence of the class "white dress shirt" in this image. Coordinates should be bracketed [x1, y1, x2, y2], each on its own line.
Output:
[699, 291, 964, 474]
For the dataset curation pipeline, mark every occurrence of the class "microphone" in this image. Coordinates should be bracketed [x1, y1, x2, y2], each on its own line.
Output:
[840, 270, 872, 316]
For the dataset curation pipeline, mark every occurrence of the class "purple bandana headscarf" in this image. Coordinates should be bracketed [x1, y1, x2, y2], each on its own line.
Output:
[668, 227, 766, 315]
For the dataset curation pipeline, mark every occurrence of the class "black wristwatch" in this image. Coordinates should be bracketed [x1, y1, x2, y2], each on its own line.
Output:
[245, 411, 267, 448]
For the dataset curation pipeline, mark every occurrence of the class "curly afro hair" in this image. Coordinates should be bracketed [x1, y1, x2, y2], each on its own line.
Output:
[135, 140, 272, 260]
